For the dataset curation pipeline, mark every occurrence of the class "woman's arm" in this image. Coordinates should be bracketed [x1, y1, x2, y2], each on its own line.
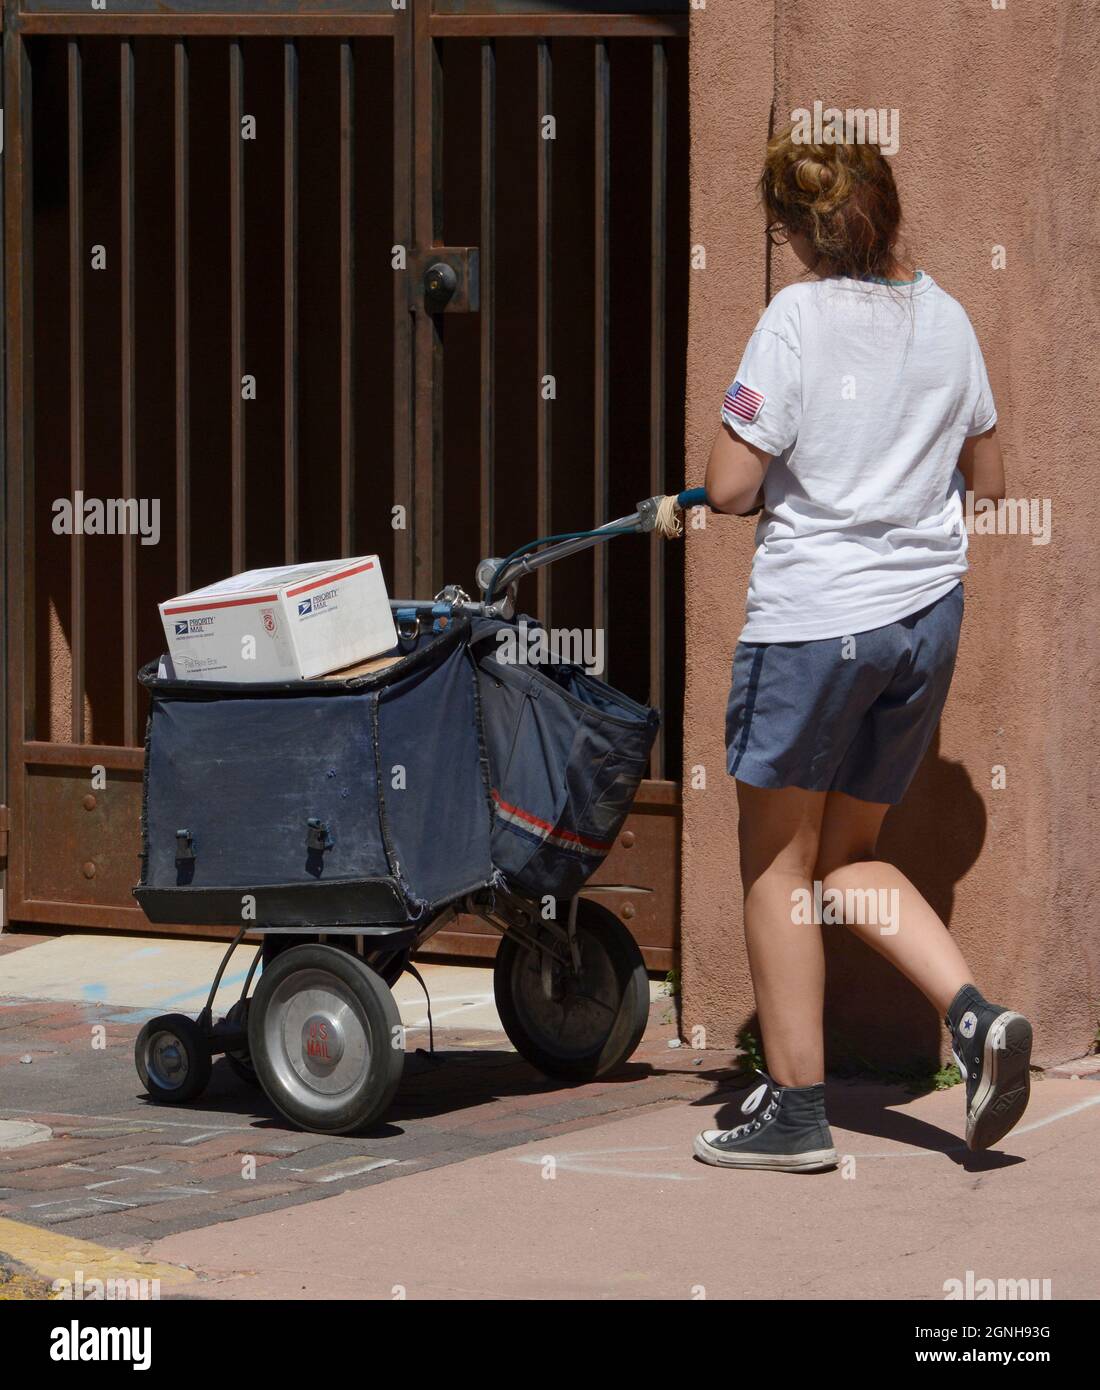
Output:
[704, 422, 772, 515]
[957, 425, 1005, 504]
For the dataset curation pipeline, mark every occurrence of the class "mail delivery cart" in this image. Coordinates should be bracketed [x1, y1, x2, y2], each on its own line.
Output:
[132, 488, 705, 1135]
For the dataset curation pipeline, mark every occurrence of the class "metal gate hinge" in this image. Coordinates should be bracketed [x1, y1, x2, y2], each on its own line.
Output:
[411, 247, 480, 314]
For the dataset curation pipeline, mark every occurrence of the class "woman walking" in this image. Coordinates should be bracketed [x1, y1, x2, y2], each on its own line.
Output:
[694, 128, 1032, 1172]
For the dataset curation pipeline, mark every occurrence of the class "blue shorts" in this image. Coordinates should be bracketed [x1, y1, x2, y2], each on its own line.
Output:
[725, 583, 964, 805]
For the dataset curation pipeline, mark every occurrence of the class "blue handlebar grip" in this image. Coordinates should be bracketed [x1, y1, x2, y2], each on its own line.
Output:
[676, 486, 708, 509]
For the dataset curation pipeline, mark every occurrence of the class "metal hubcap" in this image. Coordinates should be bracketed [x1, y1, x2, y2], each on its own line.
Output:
[147, 1031, 190, 1091]
[263, 969, 371, 1116]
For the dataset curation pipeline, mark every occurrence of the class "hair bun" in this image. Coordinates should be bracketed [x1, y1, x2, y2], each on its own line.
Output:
[760, 124, 902, 279]
[794, 156, 833, 193]
[793, 154, 852, 213]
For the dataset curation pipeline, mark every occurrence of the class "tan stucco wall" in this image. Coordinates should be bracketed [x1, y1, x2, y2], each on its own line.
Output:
[682, 1, 1100, 1068]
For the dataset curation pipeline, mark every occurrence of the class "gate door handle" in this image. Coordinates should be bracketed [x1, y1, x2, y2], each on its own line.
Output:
[424, 262, 458, 310]
[412, 247, 480, 314]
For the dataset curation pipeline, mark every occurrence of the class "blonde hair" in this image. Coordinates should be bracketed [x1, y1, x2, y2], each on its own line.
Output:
[761, 126, 904, 280]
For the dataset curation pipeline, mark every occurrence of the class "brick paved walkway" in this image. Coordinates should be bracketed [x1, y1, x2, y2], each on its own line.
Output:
[0, 985, 730, 1247]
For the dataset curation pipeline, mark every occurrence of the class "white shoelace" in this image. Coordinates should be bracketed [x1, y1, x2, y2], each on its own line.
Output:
[718, 1093, 779, 1142]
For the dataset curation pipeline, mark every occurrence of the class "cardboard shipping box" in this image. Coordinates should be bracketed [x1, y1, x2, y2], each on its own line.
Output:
[160, 556, 398, 682]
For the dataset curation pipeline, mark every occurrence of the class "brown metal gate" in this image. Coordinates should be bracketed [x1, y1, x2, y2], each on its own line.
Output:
[2, 0, 687, 969]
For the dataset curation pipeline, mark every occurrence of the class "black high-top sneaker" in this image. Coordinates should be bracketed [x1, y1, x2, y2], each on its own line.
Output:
[946, 984, 1033, 1151]
[693, 1070, 837, 1172]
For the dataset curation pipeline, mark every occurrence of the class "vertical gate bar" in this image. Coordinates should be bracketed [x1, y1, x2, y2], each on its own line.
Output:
[67, 40, 86, 744]
[173, 40, 191, 595]
[478, 39, 495, 563]
[535, 38, 552, 620]
[648, 38, 667, 779]
[338, 39, 355, 558]
[4, 28, 35, 912]
[411, 4, 443, 597]
[229, 39, 245, 572]
[120, 39, 137, 745]
[0, 21, 6, 855]
[593, 38, 610, 665]
[283, 38, 298, 562]
[391, 9, 414, 596]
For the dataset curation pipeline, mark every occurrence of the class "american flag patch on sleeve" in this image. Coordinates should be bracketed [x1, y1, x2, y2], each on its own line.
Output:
[723, 380, 766, 425]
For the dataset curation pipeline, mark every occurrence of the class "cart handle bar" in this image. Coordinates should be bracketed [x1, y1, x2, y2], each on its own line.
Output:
[388, 487, 710, 621]
[483, 486, 710, 602]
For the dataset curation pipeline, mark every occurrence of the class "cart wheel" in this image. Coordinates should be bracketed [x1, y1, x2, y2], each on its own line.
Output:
[135, 1014, 212, 1105]
[248, 944, 404, 1135]
[494, 897, 649, 1082]
[223, 999, 261, 1089]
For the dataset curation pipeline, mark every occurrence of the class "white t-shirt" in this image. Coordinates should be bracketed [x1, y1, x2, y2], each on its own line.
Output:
[722, 272, 996, 642]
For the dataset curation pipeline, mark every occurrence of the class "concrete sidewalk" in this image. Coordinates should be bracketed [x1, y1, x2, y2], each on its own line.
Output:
[146, 1074, 1100, 1300]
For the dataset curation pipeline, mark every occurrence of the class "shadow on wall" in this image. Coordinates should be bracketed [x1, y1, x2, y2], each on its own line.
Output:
[822, 727, 987, 1073]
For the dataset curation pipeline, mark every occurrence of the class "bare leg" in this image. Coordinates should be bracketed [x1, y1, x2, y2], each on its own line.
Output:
[815, 791, 974, 1015]
[735, 781, 828, 1087]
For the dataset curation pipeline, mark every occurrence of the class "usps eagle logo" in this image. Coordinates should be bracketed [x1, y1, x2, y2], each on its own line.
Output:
[724, 380, 766, 425]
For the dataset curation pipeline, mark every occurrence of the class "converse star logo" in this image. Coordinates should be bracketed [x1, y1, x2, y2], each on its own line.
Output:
[959, 1011, 978, 1039]
[740, 1082, 768, 1115]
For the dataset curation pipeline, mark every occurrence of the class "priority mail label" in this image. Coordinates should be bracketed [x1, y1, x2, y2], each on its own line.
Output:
[296, 587, 340, 619]
[172, 615, 215, 639]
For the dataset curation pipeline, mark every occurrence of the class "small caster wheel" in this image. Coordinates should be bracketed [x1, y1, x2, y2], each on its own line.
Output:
[223, 999, 262, 1089]
[135, 1013, 212, 1104]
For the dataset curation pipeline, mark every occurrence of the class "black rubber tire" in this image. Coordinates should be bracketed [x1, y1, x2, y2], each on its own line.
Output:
[223, 998, 261, 1089]
[135, 1013, 212, 1105]
[248, 943, 404, 1135]
[494, 898, 649, 1082]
